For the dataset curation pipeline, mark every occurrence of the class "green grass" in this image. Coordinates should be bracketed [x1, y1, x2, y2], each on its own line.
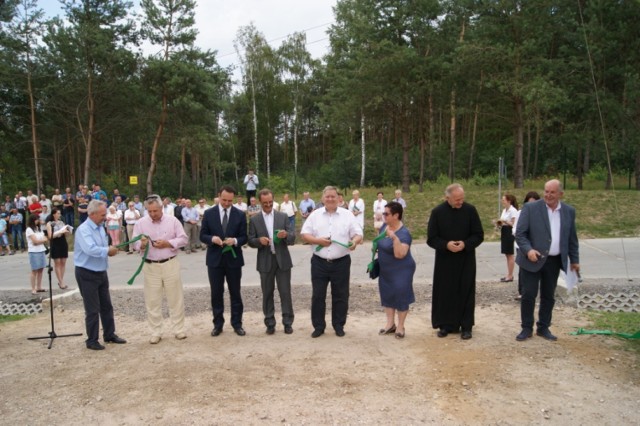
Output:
[294, 177, 640, 241]
[585, 310, 640, 354]
[0, 314, 30, 324]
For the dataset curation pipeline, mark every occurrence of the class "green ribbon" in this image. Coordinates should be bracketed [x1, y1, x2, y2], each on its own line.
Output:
[570, 328, 640, 339]
[114, 234, 149, 285]
[367, 230, 387, 273]
[314, 240, 354, 252]
[273, 229, 282, 245]
[221, 244, 237, 258]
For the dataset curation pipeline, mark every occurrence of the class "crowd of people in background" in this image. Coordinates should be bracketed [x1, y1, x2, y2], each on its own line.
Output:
[2, 174, 578, 349]
[0, 180, 409, 270]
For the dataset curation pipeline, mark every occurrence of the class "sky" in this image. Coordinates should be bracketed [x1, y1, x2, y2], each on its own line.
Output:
[40, 0, 338, 84]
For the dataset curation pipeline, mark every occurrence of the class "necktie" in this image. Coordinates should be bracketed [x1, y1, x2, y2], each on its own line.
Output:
[222, 208, 228, 234]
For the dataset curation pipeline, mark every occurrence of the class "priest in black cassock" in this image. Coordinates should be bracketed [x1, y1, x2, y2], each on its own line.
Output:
[427, 183, 484, 340]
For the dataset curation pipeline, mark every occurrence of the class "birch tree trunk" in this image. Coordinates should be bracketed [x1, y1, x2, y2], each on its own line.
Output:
[449, 90, 456, 181]
[360, 113, 366, 187]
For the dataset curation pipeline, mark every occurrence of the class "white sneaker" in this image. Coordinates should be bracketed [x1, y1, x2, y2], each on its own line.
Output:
[175, 332, 187, 340]
[149, 336, 161, 344]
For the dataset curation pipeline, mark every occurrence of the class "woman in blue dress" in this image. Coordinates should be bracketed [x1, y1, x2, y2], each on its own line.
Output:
[376, 201, 416, 338]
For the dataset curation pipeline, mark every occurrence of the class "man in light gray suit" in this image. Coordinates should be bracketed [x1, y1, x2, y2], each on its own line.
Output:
[248, 189, 296, 335]
[515, 179, 580, 342]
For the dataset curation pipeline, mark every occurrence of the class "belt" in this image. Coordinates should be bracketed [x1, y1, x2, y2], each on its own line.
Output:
[145, 255, 176, 264]
[313, 254, 348, 263]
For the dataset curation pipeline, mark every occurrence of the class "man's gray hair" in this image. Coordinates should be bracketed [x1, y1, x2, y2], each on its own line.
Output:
[545, 179, 563, 193]
[87, 200, 105, 215]
[445, 183, 464, 196]
[145, 194, 163, 208]
[322, 185, 338, 195]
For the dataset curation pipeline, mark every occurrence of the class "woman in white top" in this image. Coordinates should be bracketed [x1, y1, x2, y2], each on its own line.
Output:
[372, 191, 387, 233]
[278, 193, 297, 230]
[348, 190, 365, 232]
[46, 208, 71, 289]
[124, 202, 141, 254]
[496, 194, 519, 282]
[106, 204, 122, 246]
[25, 215, 47, 294]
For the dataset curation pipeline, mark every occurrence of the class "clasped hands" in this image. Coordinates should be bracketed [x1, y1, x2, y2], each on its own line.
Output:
[447, 240, 465, 252]
[211, 236, 235, 247]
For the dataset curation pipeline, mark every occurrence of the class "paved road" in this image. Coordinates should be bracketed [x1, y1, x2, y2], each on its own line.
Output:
[1, 238, 638, 292]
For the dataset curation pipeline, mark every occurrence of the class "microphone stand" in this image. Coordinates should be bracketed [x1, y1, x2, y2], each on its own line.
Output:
[28, 239, 81, 349]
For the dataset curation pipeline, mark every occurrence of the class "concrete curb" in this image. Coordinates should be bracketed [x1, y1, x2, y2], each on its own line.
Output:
[41, 288, 81, 310]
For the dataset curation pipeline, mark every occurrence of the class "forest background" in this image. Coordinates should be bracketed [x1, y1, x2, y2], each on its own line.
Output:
[1, 0, 639, 203]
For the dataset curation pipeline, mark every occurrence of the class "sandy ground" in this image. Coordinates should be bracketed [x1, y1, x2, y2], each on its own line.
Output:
[1, 282, 639, 426]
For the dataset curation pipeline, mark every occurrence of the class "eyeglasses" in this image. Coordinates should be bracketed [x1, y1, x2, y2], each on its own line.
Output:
[145, 195, 162, 203]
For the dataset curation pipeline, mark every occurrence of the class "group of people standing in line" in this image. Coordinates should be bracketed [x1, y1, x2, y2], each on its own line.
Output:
[3, 174, 579, 350]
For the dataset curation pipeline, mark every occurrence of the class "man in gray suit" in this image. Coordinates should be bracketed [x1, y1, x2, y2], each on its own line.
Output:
[248, 189, 296, 334]
[515, 179, 580, 342]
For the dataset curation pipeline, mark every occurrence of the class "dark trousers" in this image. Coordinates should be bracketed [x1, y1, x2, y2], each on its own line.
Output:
[207, 265, 243, 329]
[11, 224, 25, 250]
[310, 255, 350, 331]
[246, 190, 256, 206]
[520, 255, 562, 331]
[260, 253, 294, 327]
[75, 266, 116, 344]
[63, 210, 74, 227]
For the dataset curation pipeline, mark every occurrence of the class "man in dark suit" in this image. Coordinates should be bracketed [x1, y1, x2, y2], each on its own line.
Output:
[248, 189, 296, 335]
[515, 179, 580, 342]
[200, 185, 248, 336]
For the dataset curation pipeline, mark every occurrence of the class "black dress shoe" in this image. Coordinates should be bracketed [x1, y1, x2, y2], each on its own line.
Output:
[461, 330, 472, 340]
[284, 325, 293, 334]
[311, 329, 324, 338]
[516, 329, 533, 341]
[266, 326, 275, 335]
[335, 329, 345, 337]
[86, 342, 105, 350]
[211, 328, 223, 337]
[437, 328, 449, 338]
[105, 335, 127, 344]
[234, 327, 246, 336]
[536, 328, 558, 341]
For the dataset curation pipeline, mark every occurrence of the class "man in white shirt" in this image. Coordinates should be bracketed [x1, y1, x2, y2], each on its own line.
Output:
[233, 195, 247, 212]
[392, 189, 407, 208]
[243, 169, 259, 205]
[195, 198, 210, 250]
[301, 186, 363, 338]
[162, 197, 174, 216]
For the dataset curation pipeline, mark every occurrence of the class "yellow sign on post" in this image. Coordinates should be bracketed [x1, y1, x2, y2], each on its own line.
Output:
[129, 176, 138, 185]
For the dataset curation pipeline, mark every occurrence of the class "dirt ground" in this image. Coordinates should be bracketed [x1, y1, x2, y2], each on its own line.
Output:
[1, 283, 639, 425]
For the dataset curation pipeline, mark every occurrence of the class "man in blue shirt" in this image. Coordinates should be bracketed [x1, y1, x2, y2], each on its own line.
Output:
[181, 199, 200, 253]
[299, 192, 316, 222]
[74, 200, 127, 350]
